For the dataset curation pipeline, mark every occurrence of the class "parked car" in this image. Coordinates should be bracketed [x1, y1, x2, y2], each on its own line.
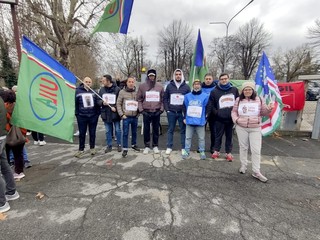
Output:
[306, 81, 320, 101]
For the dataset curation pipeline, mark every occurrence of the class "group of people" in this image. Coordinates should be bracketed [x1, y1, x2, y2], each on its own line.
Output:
[75, 69, 273, 183]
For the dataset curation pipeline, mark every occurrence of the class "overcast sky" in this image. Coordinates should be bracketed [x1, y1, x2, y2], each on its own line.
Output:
[127, 0, 320, 63]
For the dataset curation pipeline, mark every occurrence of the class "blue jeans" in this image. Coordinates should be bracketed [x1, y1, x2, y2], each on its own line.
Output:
[104, 121, 121, 147]
[122, 117, 138, 150]
[0, 137, 16, 206]
[185, 125, 205, 152]
[166, 111, 186, 149]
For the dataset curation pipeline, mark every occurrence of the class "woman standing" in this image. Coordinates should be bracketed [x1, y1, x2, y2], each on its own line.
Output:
[231, 81, 274, 182]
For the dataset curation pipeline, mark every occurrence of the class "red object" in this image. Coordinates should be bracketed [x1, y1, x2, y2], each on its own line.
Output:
[278, 82, 305, 111]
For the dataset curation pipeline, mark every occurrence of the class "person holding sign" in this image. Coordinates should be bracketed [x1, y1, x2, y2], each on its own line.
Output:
[231, 81, 274, 182]
[116, 77, 140, 157]
[182, 79, 209, 160]
[206, 73, 239, 161]
[163, 69, 190, 155]
[74, 77, 101, 158]
[98, 74, 122, 153]
[137, 69, 164, 154]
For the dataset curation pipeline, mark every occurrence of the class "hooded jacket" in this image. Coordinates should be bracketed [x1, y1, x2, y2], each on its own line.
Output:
[98, 82, 121, 123]
[137, 75, 164, 113]
[75, 83, 100, 117]
[0, 97, 7, 137]
[206, 82, 239, 122]
[163, 69, 191, 112]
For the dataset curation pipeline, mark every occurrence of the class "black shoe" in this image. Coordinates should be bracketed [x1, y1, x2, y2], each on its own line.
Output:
[131, 145, 140, 151]
[105, 146, 112, 153]
[117, 145, 122, 152]
[24, 162, 32, 168]
[122, 150, 128, 157]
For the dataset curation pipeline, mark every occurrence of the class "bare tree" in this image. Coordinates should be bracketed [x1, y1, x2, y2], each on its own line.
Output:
[158, 20, 194, 80]
[272, 45, 315, 82]
[232, 18, 271, 79]
[308, 19, 320, 50]
[20, 0, 104, 68]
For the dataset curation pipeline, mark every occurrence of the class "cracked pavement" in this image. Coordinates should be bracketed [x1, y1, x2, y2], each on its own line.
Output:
[1, 123, 320, 240]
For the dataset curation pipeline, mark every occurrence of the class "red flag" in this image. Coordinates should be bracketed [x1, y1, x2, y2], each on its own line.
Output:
[278, 82, 305, 111]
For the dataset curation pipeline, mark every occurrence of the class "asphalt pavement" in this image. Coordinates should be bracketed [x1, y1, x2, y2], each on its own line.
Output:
[0, 121, 319, 240]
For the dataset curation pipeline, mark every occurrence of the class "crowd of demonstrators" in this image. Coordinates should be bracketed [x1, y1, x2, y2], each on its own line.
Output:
[182, 79, 209, 160]
[74, 77, 101, 158]
[116, 77, 140, 157]
[207, 73, 239, 162]
[0, 90, 20, 213]
[232, 81, 274, 182]
[163, 69, 190, 155]
[98, 74, 122, 153]
[201, 73, 218, 154]
[136, 69, 164, 155]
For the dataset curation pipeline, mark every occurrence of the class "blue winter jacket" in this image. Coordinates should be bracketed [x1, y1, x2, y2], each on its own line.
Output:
[75, 84, 100, 117]
[184, 90, 209, 126]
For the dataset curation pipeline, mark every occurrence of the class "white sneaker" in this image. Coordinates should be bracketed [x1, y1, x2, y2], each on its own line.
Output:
[143, 147, 150, 154]
[5, 191, 20, 201]
[39, 141, 46, 146]
[165, 148, 172, 155]
[34, 141, 39, 145]
[252, 172, 268, 182]
[239, 166, 247, 174]
[153, 147, 160, 154]
[0, 202, 10, 213]
[73, 131, 80, 136]
[13, 172, 25, 179]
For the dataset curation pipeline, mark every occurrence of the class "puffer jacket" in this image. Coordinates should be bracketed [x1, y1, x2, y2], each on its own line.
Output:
[98, 83, 121, 123]
[116, 86, 138, 117]
[231, 96, 271, 128]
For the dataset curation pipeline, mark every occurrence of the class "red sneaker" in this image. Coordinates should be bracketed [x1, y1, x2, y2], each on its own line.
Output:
[226, 153, 233, 162]
[211, 151, 220, 159]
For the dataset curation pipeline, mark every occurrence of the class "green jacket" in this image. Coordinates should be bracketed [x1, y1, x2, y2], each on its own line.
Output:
[0, 98, 7, 137]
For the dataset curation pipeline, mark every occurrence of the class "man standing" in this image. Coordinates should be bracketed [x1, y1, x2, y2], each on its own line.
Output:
[182, 79, 209, 160]
[207, 73, 239, 161]
[116, 77, 140, 157]
[201, 73, 217, 153]
[74, 77, 101, 158]
[137, 69, 164, 154]
[163, 69, 190, 155]
[0, 90, 19, 213]
[99, 74, 122, 153]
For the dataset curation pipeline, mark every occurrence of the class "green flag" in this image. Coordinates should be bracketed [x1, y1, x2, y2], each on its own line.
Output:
[92, 0, 134, 34]
[189, 29, 208, 87]
[11, 36, 76, 142]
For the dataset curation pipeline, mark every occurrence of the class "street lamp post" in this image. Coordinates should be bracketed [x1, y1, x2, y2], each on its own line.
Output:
[210, 0, 254, 72]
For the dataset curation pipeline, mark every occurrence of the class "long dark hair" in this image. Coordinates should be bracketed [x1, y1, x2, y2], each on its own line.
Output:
[239, 89, 257, 101]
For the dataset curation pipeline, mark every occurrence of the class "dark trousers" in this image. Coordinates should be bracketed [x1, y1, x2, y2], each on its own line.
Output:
[208, 116, 216, 152]
[76, 114, 99, 151]
[6, 143, 25, 174]
[214, 120, 234, 153]
[143, 112, 161, 148]
[32, 131, 44, 141]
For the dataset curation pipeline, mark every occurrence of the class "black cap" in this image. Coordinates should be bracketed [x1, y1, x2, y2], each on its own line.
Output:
[147, 69, 156, 77]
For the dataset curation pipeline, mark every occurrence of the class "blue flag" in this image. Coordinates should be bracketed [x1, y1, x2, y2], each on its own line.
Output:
[255, 52, 283, 136]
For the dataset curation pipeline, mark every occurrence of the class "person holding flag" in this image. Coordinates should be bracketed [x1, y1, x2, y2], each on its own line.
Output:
[74, 77, 101, 158]
[231, 81, 274, 182]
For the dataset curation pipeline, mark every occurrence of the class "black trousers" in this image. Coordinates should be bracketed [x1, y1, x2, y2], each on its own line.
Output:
[214, 120, 234, 154]
[143, 112, 161, 148]
[76, 114, 99, 151]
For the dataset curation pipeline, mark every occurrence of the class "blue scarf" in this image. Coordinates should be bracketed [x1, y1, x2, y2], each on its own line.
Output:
[218, 82, 232, 91]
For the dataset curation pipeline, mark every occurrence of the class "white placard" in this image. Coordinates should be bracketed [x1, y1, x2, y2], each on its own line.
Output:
[187, 106, 202, 118]
[81, 93, 94, 108]
[146, 91, 160, 102]
[125, 100, 138, 111]
[238, 102, 259, 116]
[170, 94, 184, 105]
[102, 93, 116, 104]
[219, 94, 235, 109]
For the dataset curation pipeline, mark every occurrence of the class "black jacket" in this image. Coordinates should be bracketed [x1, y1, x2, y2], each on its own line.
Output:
[75, 84, 100, 117]
[206, 84, 239, 122]
[98, 83, 121, 123]
[163, 80, 190, 112]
